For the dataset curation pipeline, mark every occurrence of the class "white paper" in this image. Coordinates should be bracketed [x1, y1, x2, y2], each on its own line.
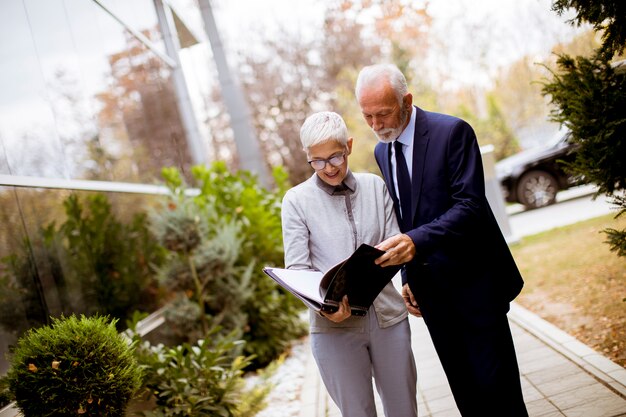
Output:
[265, 268, 324, 302]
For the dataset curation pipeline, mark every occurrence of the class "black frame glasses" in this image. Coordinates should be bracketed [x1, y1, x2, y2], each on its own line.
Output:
[308, 152, 345, 170]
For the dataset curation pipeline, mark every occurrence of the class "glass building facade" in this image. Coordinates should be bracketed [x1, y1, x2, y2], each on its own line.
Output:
[0, 2, 213, 408]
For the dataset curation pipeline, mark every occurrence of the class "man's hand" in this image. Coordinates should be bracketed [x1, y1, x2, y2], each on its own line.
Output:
[374, 233, 416, 267]
[402, 284, 422, 317]
[321, 295, 352, 322]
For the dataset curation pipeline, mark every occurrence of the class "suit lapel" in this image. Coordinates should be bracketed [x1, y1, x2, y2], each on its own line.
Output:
[410, 107, 429, 221]
[375, 142, 401, 222]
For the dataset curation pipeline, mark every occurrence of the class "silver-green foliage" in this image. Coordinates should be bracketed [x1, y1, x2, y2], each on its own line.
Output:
[151, 162, 307, 369]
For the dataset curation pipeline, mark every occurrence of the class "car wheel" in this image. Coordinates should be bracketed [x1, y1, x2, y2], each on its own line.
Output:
[516, 170, 559, 209]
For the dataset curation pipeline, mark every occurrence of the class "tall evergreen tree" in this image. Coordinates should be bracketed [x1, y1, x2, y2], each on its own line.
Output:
[551, 0, 626, 56]
[542, 1, 626, 257]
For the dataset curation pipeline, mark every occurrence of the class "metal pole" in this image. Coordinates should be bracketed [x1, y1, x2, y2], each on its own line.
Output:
[154, 0, 208, 166]
[92, 0, 176, 67]
[195, 0, 271, 186]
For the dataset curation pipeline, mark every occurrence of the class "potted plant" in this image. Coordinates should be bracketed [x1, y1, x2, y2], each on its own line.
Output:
[3, 314, 142, 416]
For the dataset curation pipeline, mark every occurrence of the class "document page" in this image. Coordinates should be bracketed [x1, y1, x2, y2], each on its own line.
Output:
[265, 268, 325, 303]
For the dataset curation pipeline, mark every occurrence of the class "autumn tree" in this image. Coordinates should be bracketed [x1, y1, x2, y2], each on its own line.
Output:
[326, 0, 432, 176]
[204, 1, 432, 185]
[541, 0, 626, 256]
[97, 29, 193, 183]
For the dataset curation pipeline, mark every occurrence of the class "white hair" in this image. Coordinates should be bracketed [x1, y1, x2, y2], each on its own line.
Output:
[355, 63, 408, 105]
[299, 111, 349, 150]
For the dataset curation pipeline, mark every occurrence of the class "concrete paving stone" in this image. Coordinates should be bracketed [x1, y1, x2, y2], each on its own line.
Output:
[519, 347, 576, 375]
[517, 343, 567, 364]
[418, 386, 428, 403]
[521, 377, 545, 402]
[430, 408, 462, 417]
[414, 355, 443, 368]
[532, 371, 601, 397]
[548, 382, 624, 410]
[524, 360, 586, 383]
[416, 358, 446, 373]
[534, 411, 566, 417]
[326, 407, 341, 417]
[418, 372, 450, 390]
[513, 330, 547, 349]
[526, 397, 562, 416]
[417, 366, 446, 379]
[560, 394, 626, 417]
[419, 383, 455, 402]
[428, 395, 458, 415]
[418, 402, 432, 416]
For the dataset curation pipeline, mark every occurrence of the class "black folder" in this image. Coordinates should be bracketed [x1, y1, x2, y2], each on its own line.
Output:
[263, 244, 402, 316]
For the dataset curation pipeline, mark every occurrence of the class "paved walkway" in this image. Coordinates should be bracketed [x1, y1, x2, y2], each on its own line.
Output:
[299, 186, 625, 416]
[299, 302, 626, 417]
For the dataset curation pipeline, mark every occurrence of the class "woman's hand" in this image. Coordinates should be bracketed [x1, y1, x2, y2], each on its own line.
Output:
[321, 295, 352, 322]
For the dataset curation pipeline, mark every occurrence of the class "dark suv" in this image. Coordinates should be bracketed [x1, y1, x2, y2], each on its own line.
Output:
[495, 129, 586, 210]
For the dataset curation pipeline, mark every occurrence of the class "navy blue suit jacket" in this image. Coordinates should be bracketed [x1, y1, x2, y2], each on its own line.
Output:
[375, 106, 523, 321]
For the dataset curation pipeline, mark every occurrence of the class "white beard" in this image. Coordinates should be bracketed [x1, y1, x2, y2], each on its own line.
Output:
[374, 126, 405, 143]
[373, 104, 410, 143]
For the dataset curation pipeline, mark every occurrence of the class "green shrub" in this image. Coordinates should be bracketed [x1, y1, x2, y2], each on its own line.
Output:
[149, 200, 254, 343]
[154, 163, 307, 369]
[134, 328, 272, 417]
[4, 314, 142, 417]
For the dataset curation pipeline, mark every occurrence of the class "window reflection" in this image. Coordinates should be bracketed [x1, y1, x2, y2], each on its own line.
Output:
[0, 0, 204, 399]
[0, 0, 193, 183]
[0, 186, 165, 384]
[0, 187, 47, 378]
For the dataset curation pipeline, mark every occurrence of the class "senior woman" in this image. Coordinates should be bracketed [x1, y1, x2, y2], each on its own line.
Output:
[281, 111, 418, 417]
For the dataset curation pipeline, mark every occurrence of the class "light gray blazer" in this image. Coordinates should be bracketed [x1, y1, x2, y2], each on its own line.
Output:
[281, 171, 408, 333]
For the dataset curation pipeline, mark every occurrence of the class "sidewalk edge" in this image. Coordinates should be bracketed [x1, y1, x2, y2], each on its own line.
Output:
[508, 301, 626, 398]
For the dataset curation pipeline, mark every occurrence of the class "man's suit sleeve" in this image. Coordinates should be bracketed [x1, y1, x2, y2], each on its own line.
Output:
[405, 119, 487, 254]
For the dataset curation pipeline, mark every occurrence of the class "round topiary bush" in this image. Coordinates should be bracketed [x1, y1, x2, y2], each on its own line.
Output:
[5, 314, 142, 417]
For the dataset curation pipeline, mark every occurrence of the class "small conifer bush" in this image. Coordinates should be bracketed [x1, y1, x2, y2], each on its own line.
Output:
[5, 314, 142, 417]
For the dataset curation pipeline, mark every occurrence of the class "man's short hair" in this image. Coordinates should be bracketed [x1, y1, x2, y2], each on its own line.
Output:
[355, 63, 408, 105]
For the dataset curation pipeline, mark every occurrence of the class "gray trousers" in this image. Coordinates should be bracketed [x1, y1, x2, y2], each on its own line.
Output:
[310, 310, 418, 417]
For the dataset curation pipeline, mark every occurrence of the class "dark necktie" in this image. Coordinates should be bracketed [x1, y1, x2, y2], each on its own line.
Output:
[394, 140, 412, 231]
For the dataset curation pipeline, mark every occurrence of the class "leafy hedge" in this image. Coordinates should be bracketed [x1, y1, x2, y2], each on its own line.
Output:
[131, 327, 272, 417]
[150, 162, 307, 369]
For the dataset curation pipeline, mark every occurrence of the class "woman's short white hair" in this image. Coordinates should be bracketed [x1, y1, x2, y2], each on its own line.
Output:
[299, 111, 349, 150]
[355, 63, 408, 105]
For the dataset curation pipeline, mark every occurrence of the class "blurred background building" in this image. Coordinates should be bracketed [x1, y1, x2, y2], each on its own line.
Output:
[0, 0, 268, 386]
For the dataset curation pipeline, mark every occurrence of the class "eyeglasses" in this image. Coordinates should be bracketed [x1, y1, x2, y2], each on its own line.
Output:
[308, 153, 345, 170]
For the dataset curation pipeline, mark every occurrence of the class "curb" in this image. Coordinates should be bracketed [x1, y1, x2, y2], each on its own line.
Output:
[508, 302, 626, 398]
[299, 345, 329, 417]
